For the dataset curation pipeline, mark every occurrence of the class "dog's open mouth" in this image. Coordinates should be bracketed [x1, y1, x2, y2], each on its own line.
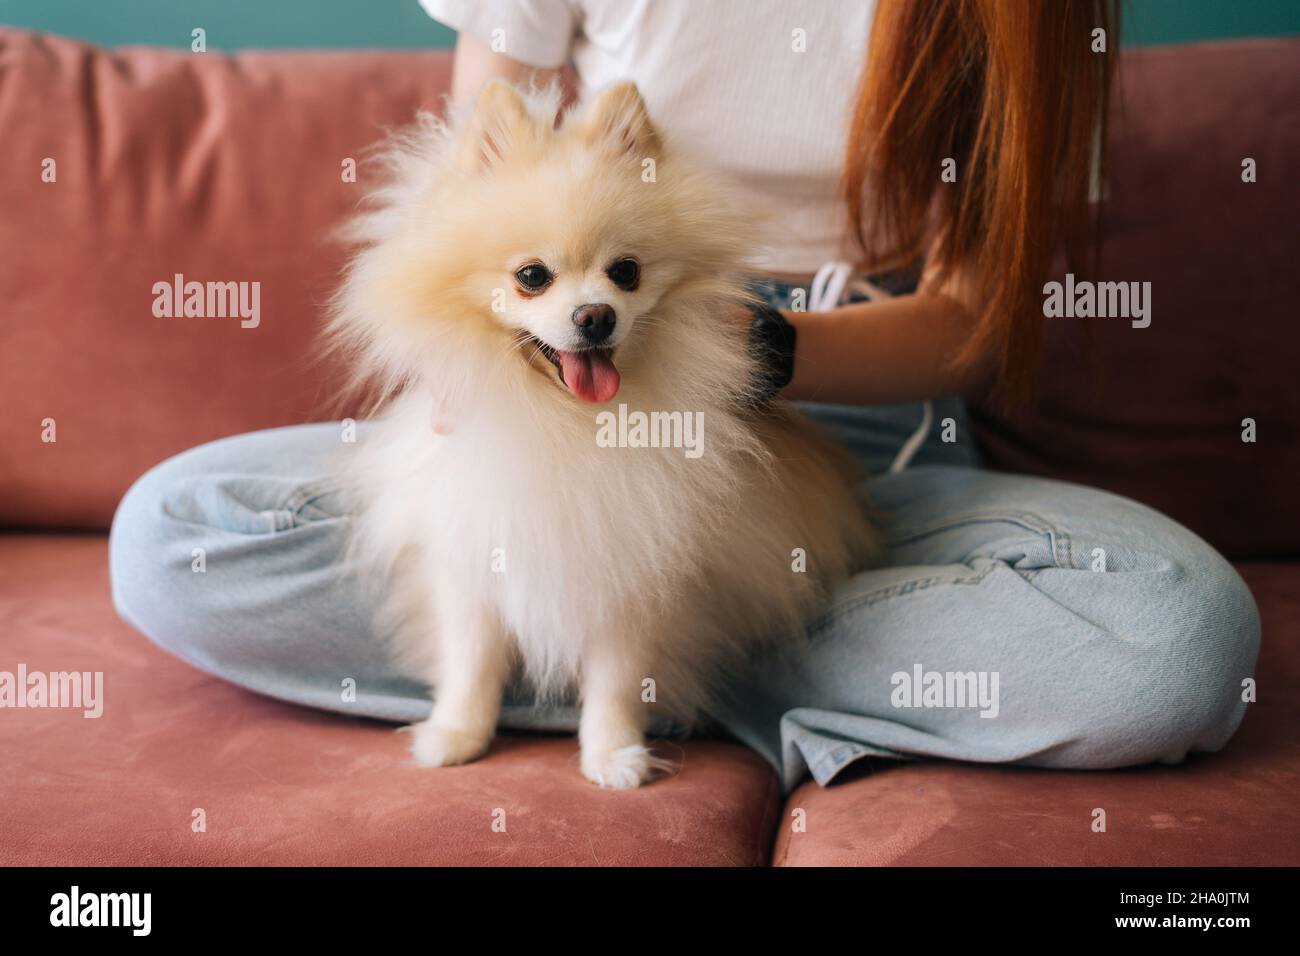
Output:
[526, 337, 621, 404]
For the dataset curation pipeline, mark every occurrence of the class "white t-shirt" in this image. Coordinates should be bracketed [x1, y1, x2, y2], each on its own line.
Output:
[421, 0, 876, 274]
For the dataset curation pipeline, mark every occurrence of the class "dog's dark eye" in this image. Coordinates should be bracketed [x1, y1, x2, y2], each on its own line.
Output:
[515, 263, 552, 292]
[606, 258, 640, 290]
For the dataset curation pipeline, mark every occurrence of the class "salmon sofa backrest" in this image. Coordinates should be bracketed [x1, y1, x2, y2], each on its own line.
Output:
[0, 30, 451, 528]
[1, 30, 1297, 559]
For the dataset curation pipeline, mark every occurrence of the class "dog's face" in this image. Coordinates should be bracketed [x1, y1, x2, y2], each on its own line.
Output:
[437, 82, 712, 404]
[333, 81, 753, 415]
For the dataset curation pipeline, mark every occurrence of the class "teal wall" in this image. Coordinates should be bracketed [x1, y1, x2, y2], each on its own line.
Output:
[1, 0, 1297, 50]
[0, 0, 457, 50]
[1125, 0, 1300, 43]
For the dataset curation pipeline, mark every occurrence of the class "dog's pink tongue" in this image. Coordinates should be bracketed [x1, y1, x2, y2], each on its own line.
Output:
[558, 350, 620, 403]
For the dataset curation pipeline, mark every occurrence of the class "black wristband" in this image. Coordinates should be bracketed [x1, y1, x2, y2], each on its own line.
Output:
[746, 300, 797, 403]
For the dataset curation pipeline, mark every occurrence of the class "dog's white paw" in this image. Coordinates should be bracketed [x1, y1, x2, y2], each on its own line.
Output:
[402, 720, 491, 768]
[580, 743, 675, 789]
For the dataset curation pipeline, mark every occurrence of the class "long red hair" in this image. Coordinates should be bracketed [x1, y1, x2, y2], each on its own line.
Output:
[845, 0, 1117, 406]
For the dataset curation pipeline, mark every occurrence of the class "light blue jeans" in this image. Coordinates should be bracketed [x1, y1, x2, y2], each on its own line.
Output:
[106, 283, 1260, 791]
[108, 411, 1259, 792]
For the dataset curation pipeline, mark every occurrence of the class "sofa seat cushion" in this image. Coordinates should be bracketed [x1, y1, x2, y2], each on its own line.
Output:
[772, 563, 1300, 866]
[0, 535, 781, 866]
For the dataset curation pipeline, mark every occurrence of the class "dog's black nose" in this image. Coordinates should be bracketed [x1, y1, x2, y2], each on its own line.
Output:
[572, 303, 616, 344]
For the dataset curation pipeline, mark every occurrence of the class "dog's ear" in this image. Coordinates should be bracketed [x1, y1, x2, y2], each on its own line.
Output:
[582, 81, 661, 159]
[459, 80, 530, 171]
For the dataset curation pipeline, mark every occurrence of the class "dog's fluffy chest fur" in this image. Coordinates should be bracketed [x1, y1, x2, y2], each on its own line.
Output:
[349, 385, 782, 694]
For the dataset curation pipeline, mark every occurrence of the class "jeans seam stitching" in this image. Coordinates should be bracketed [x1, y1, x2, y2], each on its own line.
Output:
[886, 510, 1057, 547]
[812, 564, 996, 631]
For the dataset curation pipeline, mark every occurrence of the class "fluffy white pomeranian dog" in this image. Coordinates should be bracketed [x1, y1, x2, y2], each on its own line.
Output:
[328, 80, 879, 788]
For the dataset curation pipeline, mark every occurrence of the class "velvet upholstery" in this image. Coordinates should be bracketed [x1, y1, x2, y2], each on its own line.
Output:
[0, 31, 449, 528]
[0, 536, 782, 866]
[969, 39, 1300, 560]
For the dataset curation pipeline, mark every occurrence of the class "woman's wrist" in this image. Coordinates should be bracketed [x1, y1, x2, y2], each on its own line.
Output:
[780, 292, 988, 405]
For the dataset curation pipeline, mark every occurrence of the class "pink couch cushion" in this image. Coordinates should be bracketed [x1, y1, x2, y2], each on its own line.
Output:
[0, 30, 451, 529]
[0, 535, 781, 865]
[970, 39, 1300, 560]
[772, 563, 1300, 866]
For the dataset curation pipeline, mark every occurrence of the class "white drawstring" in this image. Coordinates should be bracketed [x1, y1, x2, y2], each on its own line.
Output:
[887, 398, 932, 473]
[809, 261, 853, 314]
[808, 260, 933, 474]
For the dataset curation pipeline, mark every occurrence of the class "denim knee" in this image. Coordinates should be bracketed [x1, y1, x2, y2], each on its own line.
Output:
[1155, 559, 1259, 755]
[107, 438, 279, 675]
[109, 452, 199, 659]
[1091, 554, 1261, 765]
